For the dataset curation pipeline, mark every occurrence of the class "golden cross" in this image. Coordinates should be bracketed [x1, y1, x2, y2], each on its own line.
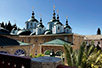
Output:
[53, 5, 55, 10]
[32, 6, 34, 11]
[66, 16, 68, 19]
[57, 10, 59, 14]
[40, 14, 42, 18]
[14, 20, 16, 23]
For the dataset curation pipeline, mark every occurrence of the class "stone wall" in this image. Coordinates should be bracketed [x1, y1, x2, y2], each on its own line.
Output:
[0, 45, 32, 57]
[31, 57, 62, 68]
[1, 34, 84, 56]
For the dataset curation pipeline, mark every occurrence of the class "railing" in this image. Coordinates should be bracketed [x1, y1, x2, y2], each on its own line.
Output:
[0, 53, 76, 68]
[0, 53, 31, 68]
[57, 65, 76, 68]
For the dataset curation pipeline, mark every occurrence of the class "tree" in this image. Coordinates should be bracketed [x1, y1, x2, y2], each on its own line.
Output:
[12, 23, 17, 29]
[97, 28, 101, 35]
[4, 23, 7, 29]
[6, 21, 13, 32]
[1, 22, 5, 28]
[64, 41, 102, 68]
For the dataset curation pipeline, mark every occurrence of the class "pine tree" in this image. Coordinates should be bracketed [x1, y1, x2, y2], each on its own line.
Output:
[6, 21, 13, 32]
[5, 23, 7, 29]
[1, 22, 5, 28]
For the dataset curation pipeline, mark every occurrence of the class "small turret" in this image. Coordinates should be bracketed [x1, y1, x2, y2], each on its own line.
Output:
[66, 16, 68, 25]
[52, 5, 56, 20]
[57, 10, 59, 21]
[31, 6, 35, 18]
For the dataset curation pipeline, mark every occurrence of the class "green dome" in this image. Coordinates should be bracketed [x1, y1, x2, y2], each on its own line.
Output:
[54, 21, 62, 26]
[44, 30, 52, 35]
[0, 27, 10, 35]
[64, 25, 71, 29]
[17, 29, 31, 35]
[37, 23, 44, 28]
[27, 18, 38, 22]
[30, 32, 36, 35]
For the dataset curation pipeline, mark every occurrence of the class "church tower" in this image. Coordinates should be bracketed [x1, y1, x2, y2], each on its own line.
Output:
[52, 10, 64, 34]
[64, 16, 72, 33]
[25, 7, 39, 32]
[36, 16, 45, 35]
[48, 5, 56, 31]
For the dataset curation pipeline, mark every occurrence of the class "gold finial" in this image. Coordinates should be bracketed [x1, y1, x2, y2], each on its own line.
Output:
[57, 10, 59, 14]
[53, 5, 55, 10]
[40, 14, 42, 18]
[14, 20, 16, 23]
[32, 6, 34, 11]
[66, 16, 68, 19]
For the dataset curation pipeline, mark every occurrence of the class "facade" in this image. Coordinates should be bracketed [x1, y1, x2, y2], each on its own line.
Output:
[0, 7, 84, 57]
[18, 33, 84, 56]
[0, 35, 33, 57]
[84, 35, 102, 47]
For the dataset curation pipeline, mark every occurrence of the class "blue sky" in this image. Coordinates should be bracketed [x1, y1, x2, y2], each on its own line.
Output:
[0, 0, 102, 35]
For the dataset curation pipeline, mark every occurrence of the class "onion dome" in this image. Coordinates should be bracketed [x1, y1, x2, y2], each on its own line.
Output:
[44, 30, 52, 35]
[10, 27, 18, 35]
[64, 18, 71, 29]
[54, 21, 63, 26]
[54, 10, 63, 26]
[0, 27, 10, 35]
[49, 5, 56, 22]
[56, 10, 59, 22]
[37, 18, 44, 28]
[53, 9, 56, 20]
[17, 29, 31, 35]
[26, 11, 38, 23]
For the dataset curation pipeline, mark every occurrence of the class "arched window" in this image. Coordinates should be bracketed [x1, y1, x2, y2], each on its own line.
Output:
[28, 38, 30, 43]
[44, 50, 51, 55]
[0, 51, 8, 54]
[14, 49, 26, 56]
[50, 24, 52, 28]
[58, 26, 60, 30]
[67, 29, 68, 32]
[35, 50, 37, 56]
[34, 23, 36, 28]
[55, 51, 63, 56]
[58, 26, 60, 33]
[65, 36, 68, 41]
[27, 23, 29, 29]
[30, 23, 32, 28]
[39, 29, 41, 34]
[44, 38, 46, 43]
[35, 38, 37, 43]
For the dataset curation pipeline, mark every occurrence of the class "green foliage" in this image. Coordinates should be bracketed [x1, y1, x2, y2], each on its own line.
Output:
[64, 41, 102, 68]
[30, 53, 33, 58]
[30, 53, 44, 58]
[64, 44, 75, 66]
[1, 22, 5, 28]
[56, 51, 63, 56]
[45, 50, 51, 55]
[77, 42, 86, 66]
[34, 54, 44, 58]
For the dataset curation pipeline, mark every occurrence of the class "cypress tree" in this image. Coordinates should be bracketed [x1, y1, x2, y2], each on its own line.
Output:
[1, 22, 5, 28]
[6, 21, 13, 32]
[97, 28, 101, 35]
